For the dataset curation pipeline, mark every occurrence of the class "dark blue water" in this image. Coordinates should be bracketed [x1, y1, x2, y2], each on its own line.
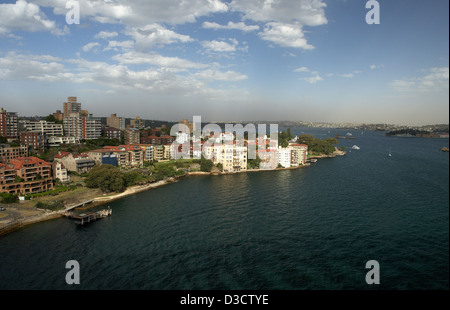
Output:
[0, 129, 448, 289]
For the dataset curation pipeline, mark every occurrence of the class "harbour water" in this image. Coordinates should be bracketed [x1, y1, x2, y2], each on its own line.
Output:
[0, 128, 448, 290]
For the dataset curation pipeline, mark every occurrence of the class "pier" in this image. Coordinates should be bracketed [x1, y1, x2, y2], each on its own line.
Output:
[64, 207, 112, 225]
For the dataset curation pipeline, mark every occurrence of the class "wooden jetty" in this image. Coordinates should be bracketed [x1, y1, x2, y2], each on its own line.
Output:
[64, 207, 112, 225]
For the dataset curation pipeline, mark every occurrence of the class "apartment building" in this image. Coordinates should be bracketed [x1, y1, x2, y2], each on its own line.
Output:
[0, 108, 19, 139]
[288, 143, 308, 166]
[207, 142, 247, 172]
[139, 144, 154, 161]
[277, 147, 291, 168]
[54, 152, 96, 173]
[125, 128, 140, 145]
[52, 162, 69, 183]
[103, 126, 122, 140]
[19, 132, 45, 150]
[19, 120, 63, 136]
[153, 145, 165, 161]
[107, 114, 125, 130]
[63, 97, 82, 116]
[47, 136, 80, 147]
[0, 157, 54, 195]
[63, 113, 101, 140]
[0, 145, 28, 163]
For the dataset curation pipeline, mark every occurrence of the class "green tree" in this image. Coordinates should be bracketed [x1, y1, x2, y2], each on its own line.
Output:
[45, 114, 63, 124]
[85, 165, 126, 193]
[200, 157, 214, 172]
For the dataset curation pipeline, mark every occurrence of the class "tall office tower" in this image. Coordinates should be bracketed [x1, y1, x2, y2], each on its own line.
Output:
[63, 97, 82, 116]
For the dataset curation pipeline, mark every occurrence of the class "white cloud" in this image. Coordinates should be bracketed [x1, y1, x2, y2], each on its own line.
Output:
[37, 0, 228, 26]
[95, 31, 119, 39]
[202, 21, 259, 32]
[294, 67, 309, 73]
[0, 51, 248, 99]
[82, 42, 101, 52]
[112, 51, 208, 72]
[0, 0, 67, 36]
[0, 52, 65, 80]
[193, 69, 248, 81]
[230, 0, 327, 26]
[339, 70, 362, 78]
[230, 0, 327, 49]
[202, 40, 237, 53]
[302, 75, 323, 84]
[370, 64, 384, 70]
[125, 24, 193, 50]
[104, 40, 135, 51]
[259, 22, 314, 49]
[391, 67, 449, 92]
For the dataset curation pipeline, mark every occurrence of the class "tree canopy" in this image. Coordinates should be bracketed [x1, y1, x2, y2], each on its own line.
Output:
[85, 165, 126, 193]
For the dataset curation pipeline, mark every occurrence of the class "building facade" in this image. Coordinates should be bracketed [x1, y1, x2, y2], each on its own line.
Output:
[0, 145, 28, 163]
[0, 157, 54, 195]
[63, 97, 81, 116]
[107, 114, 125, 130]
[0, 108, 19, 139]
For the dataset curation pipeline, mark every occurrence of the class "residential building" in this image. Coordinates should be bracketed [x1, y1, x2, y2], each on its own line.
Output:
[141, 135, 161, 144]
[47, 136, 80, 147]
[277, 147, 291, 168]
[0, 108, 19, 139]
[63, 113, 101, 140]
[125, 128, 140, 145]
[153, 145, 165, 161]
[139, 144, 154, 161]
[130, 116, 144, 129]
[20, 120, 63, 136]
[288, 143, 308, 166]
[163, 145, 173, 160]
[107, 113, 125, 130]
[52, 110, 64, 121]
[160, 135, 175, 145]
[103, 126, 122, 140]
[0, 157, 53, 195]
[52, 162, 69, 183]
[104, 145, 144, 168]
[63, 97, 82, 116]
[54, 152, 96, 173]
[0, 145, 28, 163]
[208, 142, 247, 172]
[19, 132, 45, 150]
[86, 149, 118, 166]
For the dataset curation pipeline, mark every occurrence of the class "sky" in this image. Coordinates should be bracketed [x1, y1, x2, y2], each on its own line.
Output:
[0, 0, 448, 125]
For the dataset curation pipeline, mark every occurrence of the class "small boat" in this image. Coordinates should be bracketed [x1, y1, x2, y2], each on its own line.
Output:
[388, 147, 392, 157]
[352, 145, 360, 150]
[310, 159, 318, 163]
[346, 132, 353, 136]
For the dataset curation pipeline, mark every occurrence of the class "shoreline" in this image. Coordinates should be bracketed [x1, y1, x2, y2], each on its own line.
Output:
[0, 152, 343, 237]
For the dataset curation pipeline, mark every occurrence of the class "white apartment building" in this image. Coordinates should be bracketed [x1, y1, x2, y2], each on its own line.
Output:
[288, 143, 308, 166]
[20, 120, 63, 136]
[207, 142, 247, 172]
[277, 147, 291, 168]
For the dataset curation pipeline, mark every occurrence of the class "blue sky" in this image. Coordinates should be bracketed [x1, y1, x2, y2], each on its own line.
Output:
[0, 0, 448, 125]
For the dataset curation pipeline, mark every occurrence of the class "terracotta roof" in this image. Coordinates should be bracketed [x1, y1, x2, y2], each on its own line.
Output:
[54, 151, 70, 159]
[9, 156, 51, 170]
[289, 143, 308, 147]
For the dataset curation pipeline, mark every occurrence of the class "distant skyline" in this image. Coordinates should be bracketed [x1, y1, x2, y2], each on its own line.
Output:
[0, 0, 448, 126]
